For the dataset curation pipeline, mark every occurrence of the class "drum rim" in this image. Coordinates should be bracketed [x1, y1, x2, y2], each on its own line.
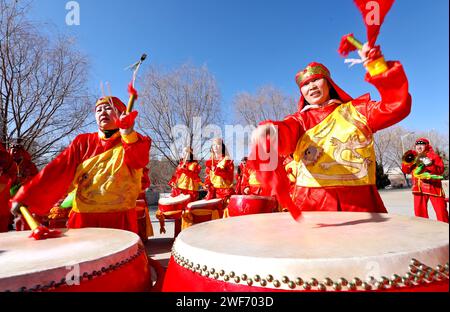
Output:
[0, 228, 144, 292]
[158, 194, 191, 205]
[187, 198, 223, 208]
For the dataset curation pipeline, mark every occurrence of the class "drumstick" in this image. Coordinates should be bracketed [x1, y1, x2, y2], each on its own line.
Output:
[19, 206, 62, 240]
[126, 54, 147, 113]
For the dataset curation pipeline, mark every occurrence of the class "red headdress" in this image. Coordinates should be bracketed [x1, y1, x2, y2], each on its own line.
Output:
[415, 138, 432, 153]
[95, 96, 126, 113]
[295, 62, 353, 111]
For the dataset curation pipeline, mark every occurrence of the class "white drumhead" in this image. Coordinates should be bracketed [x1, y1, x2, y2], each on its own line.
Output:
[172, 212, 449, 290]
[187, 199, 222, 209]
[159, 194, 190, 205]
[0, 228, 143, 292]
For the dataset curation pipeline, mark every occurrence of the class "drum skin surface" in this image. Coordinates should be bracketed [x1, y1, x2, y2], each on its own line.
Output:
[228, 195, 277, 217]
[163, 212, 449, 292]
[0, 228, 151, 292]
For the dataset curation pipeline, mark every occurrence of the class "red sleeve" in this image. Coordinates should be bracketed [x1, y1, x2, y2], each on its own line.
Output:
[12, 136, 83, 215]
[260, 117, 303, 157]
[204, 161, 212, 186]
[363, 61, 412, 133]
[214, 160, 234, 181]
[123, 133, 151, 170]
[141, 167, 151, 190]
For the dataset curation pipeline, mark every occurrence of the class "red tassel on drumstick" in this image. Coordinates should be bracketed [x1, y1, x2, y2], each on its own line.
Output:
[338, 0, 395, 64]
[19, 206, 61, 240]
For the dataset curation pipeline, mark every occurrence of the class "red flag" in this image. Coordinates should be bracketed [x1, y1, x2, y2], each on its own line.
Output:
[354, 0, 395, 47]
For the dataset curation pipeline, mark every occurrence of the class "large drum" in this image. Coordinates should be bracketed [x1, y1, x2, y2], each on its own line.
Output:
[184, 198, 224, 226]
[158, 194, 191, 220]
[163, 212, 449, 292]
[227, 195, 278, 217]
[0, 228, 151, 292]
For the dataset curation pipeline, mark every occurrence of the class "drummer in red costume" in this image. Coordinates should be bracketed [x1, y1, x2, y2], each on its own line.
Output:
[240, 160, 263, 196]
[10, 96, 151, 234]
[168, 147, 202, 202]
[401, 138, 448, 223]
[235, 157, 247, 195]
[204, 138, 235, 205]
[0, 143, 17, 232]
[8, 141, 38, 197]
[252, 43, 411, 213]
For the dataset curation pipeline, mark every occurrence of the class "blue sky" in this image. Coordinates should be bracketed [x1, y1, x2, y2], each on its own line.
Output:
[29, 0, 449, 136]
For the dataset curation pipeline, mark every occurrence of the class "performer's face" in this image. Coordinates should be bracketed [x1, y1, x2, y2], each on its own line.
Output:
[415, 144, 426, 154]
[95, 103, 119, 131]
[212, 143, 221, 157]
[10, 146, 23, 162]
[301, 78, 331, 105]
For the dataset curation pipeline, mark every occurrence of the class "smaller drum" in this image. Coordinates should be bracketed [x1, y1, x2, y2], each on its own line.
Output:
[158, 194, 191, 220]
[0, 228, 151, 292]
[227, 195, 278, 217]
[185, 198, 224, 225]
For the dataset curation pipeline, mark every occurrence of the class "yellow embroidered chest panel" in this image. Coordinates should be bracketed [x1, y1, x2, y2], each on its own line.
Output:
[71, 144, 143, 213]
[210, 157, 233, 189]
[177, 163, 200, 191]
[293, 102, 376, 187]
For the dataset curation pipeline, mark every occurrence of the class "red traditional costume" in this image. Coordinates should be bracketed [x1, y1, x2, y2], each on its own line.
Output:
[401, 138, 448, 223]
[12, 96, 151, 234]
[255, 55, 411, 213]
[0, 145, 17, 232]
[169, 160, 202, 202]
[204, 149, 235, 204]
[240, 166, 263, 196]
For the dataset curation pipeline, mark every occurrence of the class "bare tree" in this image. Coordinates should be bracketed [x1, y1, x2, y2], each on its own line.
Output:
[137, 63, 222, 169]
[0, 0, 93, 167]
[233, 85, 297, 127]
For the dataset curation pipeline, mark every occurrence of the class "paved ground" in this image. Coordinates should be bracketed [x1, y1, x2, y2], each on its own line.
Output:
[144, 188, 448, 279]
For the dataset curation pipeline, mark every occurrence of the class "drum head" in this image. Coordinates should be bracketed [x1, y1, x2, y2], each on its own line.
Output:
[159, 194, 190, 205]
[172, 212, 449, 290]
[0, 228, 143, 292]
[187, 199, 222, 209]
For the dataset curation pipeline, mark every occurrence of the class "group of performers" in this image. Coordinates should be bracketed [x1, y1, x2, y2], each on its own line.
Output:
[0, 38, 448, 243]
[168, 141, 300, 209]
[0, 141, 38, 232]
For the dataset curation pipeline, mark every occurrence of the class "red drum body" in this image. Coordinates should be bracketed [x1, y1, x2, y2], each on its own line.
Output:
[158, 194, 191, 220]
[163, 212, 449, 292]
[228, 195, 277, 217]
[0, 228, 151, 292]
[185, 199, 223, 225]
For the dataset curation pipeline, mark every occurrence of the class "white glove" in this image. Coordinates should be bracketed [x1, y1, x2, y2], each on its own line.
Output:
[421, 157, 433, 166]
